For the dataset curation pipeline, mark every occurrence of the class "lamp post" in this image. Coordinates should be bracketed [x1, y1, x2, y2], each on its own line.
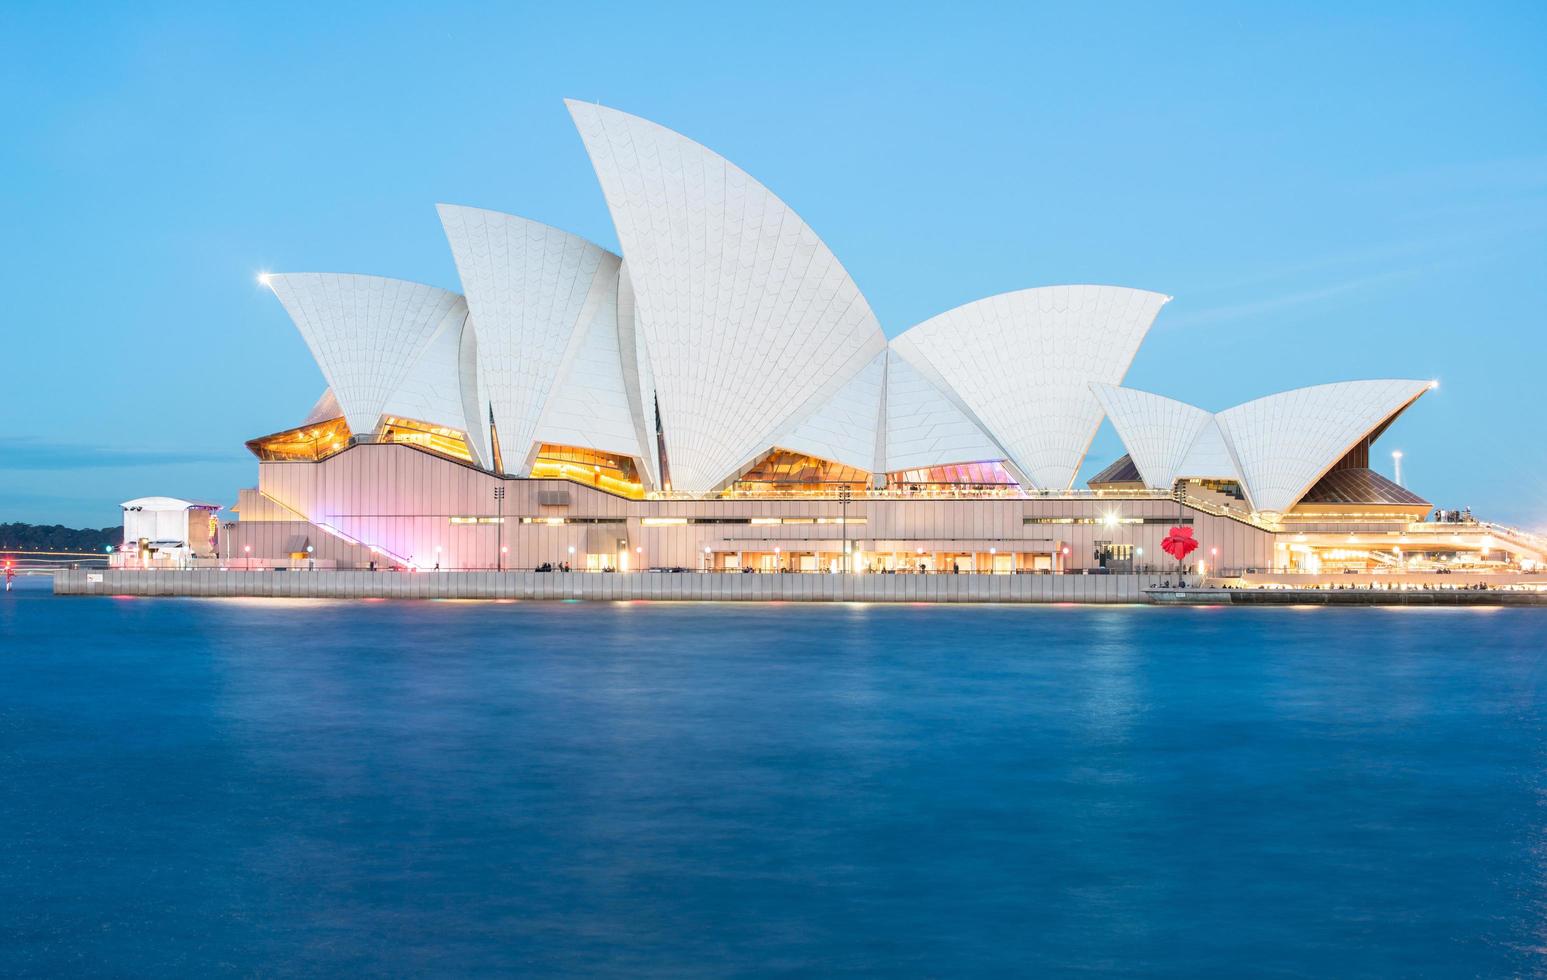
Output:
[838, 484, 852, 574]
[493, 484, 505, 570]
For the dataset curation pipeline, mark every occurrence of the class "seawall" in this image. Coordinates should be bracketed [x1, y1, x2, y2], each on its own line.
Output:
[1147, 587, 1547, 606]
[53, 569, 1145, 603]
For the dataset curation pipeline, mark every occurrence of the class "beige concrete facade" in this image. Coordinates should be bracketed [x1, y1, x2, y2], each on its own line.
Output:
[223, 444, 1276, 575]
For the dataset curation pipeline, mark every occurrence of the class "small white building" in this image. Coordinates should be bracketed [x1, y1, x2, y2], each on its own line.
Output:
[120, 497, 222, 566]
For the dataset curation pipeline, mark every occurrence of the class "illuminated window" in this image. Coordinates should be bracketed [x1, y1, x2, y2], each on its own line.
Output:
[886, 461, 1017, 490]
[378, 416, 474, 463]
[640, 516, 864, 526]
[728, 449, 870, 495]
[246, 417, 353, 462]
[1023, 516, 1190, 525]
[530, 444, 644, 498]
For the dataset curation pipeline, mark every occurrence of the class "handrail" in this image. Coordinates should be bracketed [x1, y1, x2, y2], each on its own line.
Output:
[252, 489, 413, 569]
[1176, 492, 1280, 532]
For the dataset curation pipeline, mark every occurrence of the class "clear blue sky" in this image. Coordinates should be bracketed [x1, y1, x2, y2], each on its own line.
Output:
[2, 2, 1543, 528]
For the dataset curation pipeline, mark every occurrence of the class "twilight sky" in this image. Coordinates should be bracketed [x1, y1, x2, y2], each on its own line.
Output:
[2, 2, 1544, 528]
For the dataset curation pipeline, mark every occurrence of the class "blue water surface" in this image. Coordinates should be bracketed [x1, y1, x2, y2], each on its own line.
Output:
[2, 579, 1545, 976]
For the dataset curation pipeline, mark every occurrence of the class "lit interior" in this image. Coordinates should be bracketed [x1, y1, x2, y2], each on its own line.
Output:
[886, 461, 1017, 489]
[246, 417, 352, 462]
[379, 416, 474, 464]
[530, 444, 645, 498]
[726, 450, 869, 495]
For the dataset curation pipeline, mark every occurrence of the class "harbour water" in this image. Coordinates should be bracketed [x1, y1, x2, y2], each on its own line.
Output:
[3, 579, 1545, 975]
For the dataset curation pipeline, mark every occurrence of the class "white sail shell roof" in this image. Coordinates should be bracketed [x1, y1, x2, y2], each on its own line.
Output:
[438, 204, 624, 475]
[456, 317, 490, 467]
[1175, 420, 1242, 486]
[1090, 383, 1218, 489]
[883, 349, 1005, 472]
[891, 285, 1169, 490]
[1096, 378, 1432, 513]
[1214, 379, 1433, 514]
[301, 388, 342, 426]
[530, 263, 651, 468]
[775, 351, 886, 472]
[266, 273, 468, 438]
[615, 261, 661, 487]
[381, 308, 476, 439]
[567, 100, 888, 492]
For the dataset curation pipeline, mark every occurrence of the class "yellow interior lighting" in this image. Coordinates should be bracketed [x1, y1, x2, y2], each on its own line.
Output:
[530, 444, 645, 498]
[245, 417, 353, 462]
[379, 416, 475, 464]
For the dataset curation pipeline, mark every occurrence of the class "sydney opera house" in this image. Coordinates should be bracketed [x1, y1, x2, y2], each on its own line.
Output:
[208, 100, 1539, 579]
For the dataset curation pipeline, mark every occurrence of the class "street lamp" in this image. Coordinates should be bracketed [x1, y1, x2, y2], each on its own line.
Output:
[493, 484, 506, 570]
[838, 484, 852, 573]
[568, 544, 576, 571]
[704, 545, 712, 573]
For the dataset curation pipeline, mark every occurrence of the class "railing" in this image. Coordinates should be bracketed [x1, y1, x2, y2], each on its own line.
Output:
[1397, 519, 1547, 562]
[251, 489, 414, 569]
[1175, 492, 1280, 532]
[1479, 521, 1547, 557]
[648, 486, 1173, 502]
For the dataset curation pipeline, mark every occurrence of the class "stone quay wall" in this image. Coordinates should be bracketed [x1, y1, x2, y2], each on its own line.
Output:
[54, 568, 1147, 603]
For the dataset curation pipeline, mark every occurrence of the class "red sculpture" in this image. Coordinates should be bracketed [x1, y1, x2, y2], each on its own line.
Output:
[1161, 526, 1199, 565]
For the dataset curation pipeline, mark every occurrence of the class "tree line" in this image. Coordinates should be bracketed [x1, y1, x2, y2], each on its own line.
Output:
[0, 523, 120, 553]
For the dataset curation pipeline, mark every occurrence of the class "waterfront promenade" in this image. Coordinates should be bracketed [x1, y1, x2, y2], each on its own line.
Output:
[55, 568, 1148, 603]
[49, 569, 1547, 604]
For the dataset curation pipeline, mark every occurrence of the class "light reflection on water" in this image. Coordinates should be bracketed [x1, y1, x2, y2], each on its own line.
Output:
[2, 589, 1544, 976]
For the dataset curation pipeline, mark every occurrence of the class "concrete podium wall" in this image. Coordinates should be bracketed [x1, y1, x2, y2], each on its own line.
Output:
[54, 569, 1146, 603]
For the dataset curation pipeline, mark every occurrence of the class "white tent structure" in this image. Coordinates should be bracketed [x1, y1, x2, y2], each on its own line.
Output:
[121, 497, 222, 563]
